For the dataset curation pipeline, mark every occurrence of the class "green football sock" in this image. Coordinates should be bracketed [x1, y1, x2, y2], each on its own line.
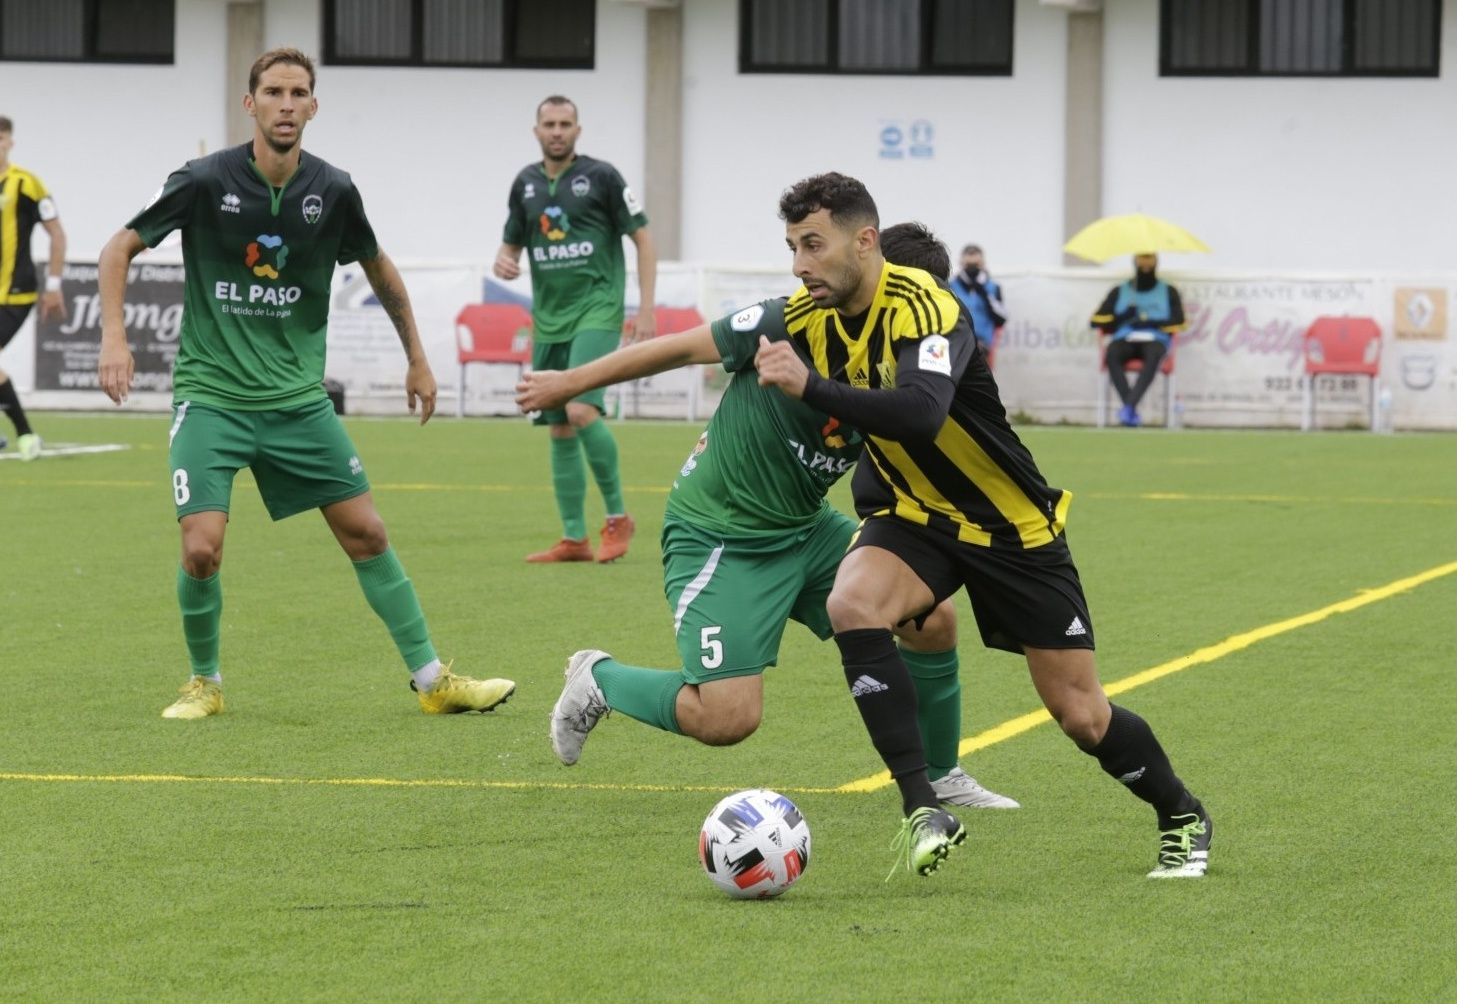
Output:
[593, 657, 684, 734]
[177, 567, 221, 676]
[550, 435, 588, 540]
[902, 646, 961, 781]
[576, 418, 625, 515]
[352, 547, 437, 671]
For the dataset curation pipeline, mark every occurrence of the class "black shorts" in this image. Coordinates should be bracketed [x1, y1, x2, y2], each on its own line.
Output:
[851, 515, 1095, 655]
[0, 304, 33, 350]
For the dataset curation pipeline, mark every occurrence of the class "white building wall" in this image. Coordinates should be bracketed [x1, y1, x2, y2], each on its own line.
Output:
[0, 0, 649, 265]
[264, 1, 649, 267]
[679, 0, 1068, 273]
[1102, 0, 1457, 273]
[0, 0, 234, 260]
[4, 0, 1454, 270]
[3, 0, 1455, 425]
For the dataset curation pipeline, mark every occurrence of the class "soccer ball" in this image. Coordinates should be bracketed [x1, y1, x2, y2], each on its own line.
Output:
[698, 788, 811, 899]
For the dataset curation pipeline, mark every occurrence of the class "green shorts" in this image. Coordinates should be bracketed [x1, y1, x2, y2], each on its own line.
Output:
[168, 398, 370, 521]
[530, 329, 622, 425]
[661, 508, 855, 684]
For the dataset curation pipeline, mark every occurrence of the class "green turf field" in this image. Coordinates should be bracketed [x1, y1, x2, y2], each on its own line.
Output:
[2, 414, 1454, 1002]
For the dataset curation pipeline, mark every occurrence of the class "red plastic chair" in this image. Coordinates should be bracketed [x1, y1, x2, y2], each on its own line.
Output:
[1302, 316, 1382, 431]
[1095, 334, 1178, 428]
[621, 305, 708, 338]
[455, 303, 532, 417]
[652, 305, 706, 335]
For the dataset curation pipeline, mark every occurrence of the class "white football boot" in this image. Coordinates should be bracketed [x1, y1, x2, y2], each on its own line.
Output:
[931, 766, 1021, 809]
[550, 649, 612, 766]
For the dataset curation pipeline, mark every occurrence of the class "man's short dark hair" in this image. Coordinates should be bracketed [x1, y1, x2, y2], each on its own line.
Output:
[249, 47, 316, 94]
[881, 222, 951, 281]
[0, 115, 12, 133]
[537, 95, 578, 121]
[960, 243, 982, 257]
[778, 172, 879, 230]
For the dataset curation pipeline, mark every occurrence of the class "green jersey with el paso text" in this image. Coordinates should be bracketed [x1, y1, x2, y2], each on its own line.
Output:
[502, 154, 647, 343]
[666, 299, 863, 536]
[127, 143, 378, 410]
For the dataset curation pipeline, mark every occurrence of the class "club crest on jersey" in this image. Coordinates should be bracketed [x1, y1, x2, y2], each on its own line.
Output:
[540, 206, 570, 240]
[571, 175, 590, 197]
[821, 416, 847, 449]
[244, 234, 289, 279]
[918, 335, 951, 376]
[302, 194, 323, 224]
[680, 430, 708, 477]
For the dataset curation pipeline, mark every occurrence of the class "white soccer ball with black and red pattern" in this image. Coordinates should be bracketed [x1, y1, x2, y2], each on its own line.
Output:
[698, 788, 811, 899]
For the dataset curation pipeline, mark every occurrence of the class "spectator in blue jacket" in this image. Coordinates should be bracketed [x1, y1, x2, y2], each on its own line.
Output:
[1091, 254, 1184, 427]
[949, 244, 1006, 362]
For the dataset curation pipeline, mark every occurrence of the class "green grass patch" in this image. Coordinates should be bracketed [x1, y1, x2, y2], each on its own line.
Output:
[2, 416, 1455, 1001]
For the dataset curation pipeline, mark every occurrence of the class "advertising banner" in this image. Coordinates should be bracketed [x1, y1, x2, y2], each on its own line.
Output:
[992, 272, 1456, 429]
[34, 261, 184, 393]
[326, 263, 481, 413]
[27, 260, 1457, 430]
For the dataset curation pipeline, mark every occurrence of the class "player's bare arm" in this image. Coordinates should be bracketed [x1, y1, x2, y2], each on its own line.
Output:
[96, 228, 147, 404]
[625, 227, 658, 345]
[492, 242, 523, 281]
[753, 335, 810, 399]
[360, 250, 437, 424]
[517, 324, 720, 413]
[39, 217, 67, 322]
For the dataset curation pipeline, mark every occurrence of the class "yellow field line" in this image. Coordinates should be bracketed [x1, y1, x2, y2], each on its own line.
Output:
[9, 480, 1455, 506]
[0, 479, 670, 494]
[3, 558, 1454, 800]
[1084, 491, 1457, 507]
[836, 557, 1457, 793]
[0, 770, 841, 797]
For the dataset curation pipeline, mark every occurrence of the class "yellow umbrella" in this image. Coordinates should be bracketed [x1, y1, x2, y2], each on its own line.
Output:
[1062, 213, 1211, 264]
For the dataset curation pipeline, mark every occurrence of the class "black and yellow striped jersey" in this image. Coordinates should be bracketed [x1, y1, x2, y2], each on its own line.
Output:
[787, 262, 1069, 550]
[0, 163, 57, 305]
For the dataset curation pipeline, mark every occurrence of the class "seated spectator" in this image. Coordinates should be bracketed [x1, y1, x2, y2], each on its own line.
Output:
[1091, 253, 1184, 427]
[949, 244, 1006, 362]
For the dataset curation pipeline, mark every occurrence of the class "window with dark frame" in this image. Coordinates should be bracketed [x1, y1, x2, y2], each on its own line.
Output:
[1161, 0, 1441, 77]
[324, 0, 594, 69]
[741, 0, 1014, 76]
[0, 0, 174, 64]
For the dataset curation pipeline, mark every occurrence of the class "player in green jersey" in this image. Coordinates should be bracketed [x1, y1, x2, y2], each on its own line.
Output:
[515, 249, 1018, 818]
[95, 47, 514, 720]
[494, 95, 656, 565]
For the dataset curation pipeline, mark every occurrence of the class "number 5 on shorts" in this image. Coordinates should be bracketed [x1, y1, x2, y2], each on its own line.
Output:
[173, 468, 191, 506]
[700, 626, 723, 670]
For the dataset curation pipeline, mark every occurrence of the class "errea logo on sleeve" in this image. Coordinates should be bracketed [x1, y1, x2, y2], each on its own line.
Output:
[918, 335, 951, 376]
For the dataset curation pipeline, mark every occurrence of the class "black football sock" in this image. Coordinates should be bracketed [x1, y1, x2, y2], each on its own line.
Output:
[834, 628, 939, 815]
[1083, 703, 1198, 827]
[0, 378, 32, 437]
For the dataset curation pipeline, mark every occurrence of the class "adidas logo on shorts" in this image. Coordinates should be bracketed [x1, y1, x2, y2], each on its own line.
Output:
[1065, 616, 1088, 637]
[850, 674, 889, 697]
